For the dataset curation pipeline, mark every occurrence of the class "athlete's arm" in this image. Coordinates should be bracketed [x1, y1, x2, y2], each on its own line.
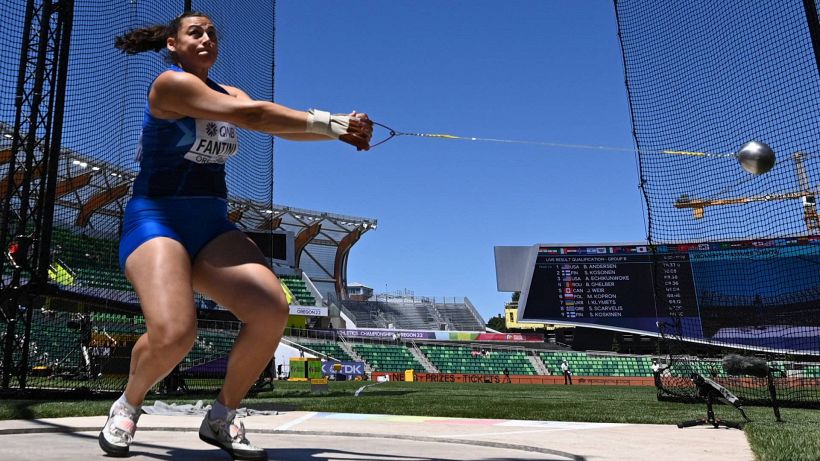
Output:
[150, 71, 371, 150]
[150, 71, 306, 132]
[221, 85, 331, 142]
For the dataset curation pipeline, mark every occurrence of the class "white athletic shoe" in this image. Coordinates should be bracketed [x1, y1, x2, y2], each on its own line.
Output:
[199, 411, 267, 461]
[98, 399, 140, 457]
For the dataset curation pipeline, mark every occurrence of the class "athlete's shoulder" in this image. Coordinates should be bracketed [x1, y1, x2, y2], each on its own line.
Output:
[153, 69, 204, 91]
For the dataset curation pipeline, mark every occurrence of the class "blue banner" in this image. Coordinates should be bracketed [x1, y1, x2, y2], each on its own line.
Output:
[322, 361, 366, 377]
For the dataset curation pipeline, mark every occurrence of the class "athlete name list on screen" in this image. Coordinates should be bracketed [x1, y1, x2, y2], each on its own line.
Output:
[529, 250, 698, 320]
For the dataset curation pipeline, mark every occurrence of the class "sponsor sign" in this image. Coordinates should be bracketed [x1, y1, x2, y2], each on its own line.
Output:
[371, 372, 654, 387]
[333, 329, 542, 342]
[321, 361, 366, 377]
[289, 305, 328, 317]
[474, 333, 543, 342]
[336, 329, 436, 339]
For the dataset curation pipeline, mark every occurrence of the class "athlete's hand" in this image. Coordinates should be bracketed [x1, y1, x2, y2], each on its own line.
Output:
[340, 111, 373, 151]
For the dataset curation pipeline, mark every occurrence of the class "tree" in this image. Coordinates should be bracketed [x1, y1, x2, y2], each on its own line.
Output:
[487, 315, 507, 332]
[511, 292, 520, 302]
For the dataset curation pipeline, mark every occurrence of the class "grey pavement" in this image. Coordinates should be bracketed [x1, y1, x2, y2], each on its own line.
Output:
[0, 411, 754, 460]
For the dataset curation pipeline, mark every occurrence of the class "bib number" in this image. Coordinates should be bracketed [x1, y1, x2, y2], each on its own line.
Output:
[184, 120, 238, 164]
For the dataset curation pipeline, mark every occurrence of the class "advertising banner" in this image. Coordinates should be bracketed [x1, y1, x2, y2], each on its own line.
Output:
[335, 329, 542, 342]
[321, 361, 366, 378]
[474, 333, 543, 342]
[336, 329, 436, 340]
[289, 305, 328, 317]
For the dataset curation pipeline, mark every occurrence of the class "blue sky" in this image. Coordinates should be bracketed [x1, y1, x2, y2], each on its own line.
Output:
[271, 1, 646, 321]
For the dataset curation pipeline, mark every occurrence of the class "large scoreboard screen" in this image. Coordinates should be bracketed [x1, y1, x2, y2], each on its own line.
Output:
[517, 237, 820, 351]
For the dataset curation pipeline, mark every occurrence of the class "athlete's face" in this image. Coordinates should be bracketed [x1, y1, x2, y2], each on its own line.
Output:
[168, 16, 219, 73]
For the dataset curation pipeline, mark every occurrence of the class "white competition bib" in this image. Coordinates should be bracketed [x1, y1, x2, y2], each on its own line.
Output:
[183, 119, 238, 164]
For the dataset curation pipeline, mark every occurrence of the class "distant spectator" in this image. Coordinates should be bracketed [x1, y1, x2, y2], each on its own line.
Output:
[561, 359, 573, 385]
[651, 359, 661, 390]
[503, 367, 511, 384]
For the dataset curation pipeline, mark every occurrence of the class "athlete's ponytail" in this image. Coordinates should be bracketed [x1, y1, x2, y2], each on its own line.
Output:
[114, 11, 210, 56]
[114, 24, 168, 54]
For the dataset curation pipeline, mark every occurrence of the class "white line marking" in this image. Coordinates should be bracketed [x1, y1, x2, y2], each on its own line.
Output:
[275, 412, 318, 431]
[430, 423, 631, 439]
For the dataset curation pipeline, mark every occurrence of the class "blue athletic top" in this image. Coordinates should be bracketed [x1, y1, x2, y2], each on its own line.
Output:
[132, 65, 239, 198]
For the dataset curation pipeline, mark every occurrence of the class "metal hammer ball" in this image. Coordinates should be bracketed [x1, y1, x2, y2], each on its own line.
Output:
[736, 141, 775, 175]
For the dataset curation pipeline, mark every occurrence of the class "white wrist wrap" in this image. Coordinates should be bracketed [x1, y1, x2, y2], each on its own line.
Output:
[306, 109, 349, 139]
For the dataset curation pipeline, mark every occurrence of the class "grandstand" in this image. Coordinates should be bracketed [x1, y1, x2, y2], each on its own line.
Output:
[337, 294, 485, 331]
[279, 324, 661, 379]
[297, 339, 355, 362]
[419, 344, 535, 375]
[16, 300, 728, 393]
[46, 225, 332, 311]
[278, 274, 317, 307]
[538, 351, 653, 378]
[351, 343, 426, 373]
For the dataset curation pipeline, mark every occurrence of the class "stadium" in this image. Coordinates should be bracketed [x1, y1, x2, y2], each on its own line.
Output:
[1, 1, 820, 460]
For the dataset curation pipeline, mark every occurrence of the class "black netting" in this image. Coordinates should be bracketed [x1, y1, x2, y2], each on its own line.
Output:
[615, 0, 820, 408]
[1, 0, 274, 393]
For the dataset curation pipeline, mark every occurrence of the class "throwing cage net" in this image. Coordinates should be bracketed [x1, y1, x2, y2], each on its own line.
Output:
[615, 0, 820, 409]
[0, 0, 275, 393]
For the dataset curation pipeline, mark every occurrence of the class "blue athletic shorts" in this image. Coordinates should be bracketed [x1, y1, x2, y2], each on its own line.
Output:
[119, 196, 238, 270]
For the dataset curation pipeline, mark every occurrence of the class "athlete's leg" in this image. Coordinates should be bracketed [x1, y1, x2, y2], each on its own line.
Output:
[123, 237, 198, 406]
[192, 230, 288, 408]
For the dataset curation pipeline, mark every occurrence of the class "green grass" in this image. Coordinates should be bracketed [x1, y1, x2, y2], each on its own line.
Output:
[1, 381, 819, 461]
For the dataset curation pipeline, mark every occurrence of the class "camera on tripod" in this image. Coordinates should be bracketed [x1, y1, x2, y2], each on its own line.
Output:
[52, 313, 98, 381]
[677, 372, 750, 429]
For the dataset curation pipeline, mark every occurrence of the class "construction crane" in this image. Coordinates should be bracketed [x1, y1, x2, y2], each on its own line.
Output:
[675, 152, 819, 231]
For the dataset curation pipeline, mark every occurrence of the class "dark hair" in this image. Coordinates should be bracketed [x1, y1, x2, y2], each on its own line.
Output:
[114, 11, 211, 55]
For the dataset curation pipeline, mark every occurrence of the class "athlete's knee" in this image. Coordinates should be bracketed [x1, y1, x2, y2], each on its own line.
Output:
[245, 292, 288, 332]
[270, 286, 289, 316]
[148, 325, 197, 358]
[262, 291, 289, 325]
[248, 281, 288, 313]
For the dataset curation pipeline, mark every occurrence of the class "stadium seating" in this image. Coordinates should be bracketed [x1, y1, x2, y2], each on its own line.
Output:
[183, 328, 235, 367]
[298, 340, 354, 361]
[52, 228, 133, 292]
[91, 312, 143, 334]
[339, 301, 386, 328]
[538, 351, 654, 377]
[27, 311, 82, 368]
[278, 274, 316, 306]
[352, 343, 425, 372]
[340, 299, 484, 331]
[74, 268, 132, 291]
[801, 365, 820, 378]
[420, 344, 535, 375]
[434, 303, 485, 331]
[380, 302, 438, 330]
